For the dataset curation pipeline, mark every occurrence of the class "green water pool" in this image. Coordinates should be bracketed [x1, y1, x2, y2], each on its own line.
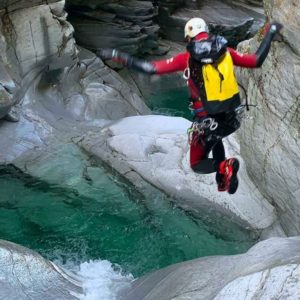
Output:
[0, 165, 255, 277]
[0, 87, 256, 278]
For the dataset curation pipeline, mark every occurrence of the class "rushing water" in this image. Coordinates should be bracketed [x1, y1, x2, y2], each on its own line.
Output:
[0, 87, 256, 298]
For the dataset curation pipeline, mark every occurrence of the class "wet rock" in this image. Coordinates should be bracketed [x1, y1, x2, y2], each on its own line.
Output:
[0, 239, 83, 300]
[78, 115, 276, 231]
[122, 237, 300, 300]
[0, 48, 149, 165]
[0, 63, 16, 120]
[235, 0, 300, 235]
[0, 0, 78, 121]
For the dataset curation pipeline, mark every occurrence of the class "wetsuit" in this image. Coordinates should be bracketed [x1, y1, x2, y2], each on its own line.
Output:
[151, 32, 258, 173]
[98, 23, 280, 175]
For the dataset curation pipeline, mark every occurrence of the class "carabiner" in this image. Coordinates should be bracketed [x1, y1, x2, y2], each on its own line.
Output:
[183, 67, 190, 80]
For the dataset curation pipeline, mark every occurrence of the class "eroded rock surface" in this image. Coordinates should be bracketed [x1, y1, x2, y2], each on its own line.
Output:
[0, 0, 77, 121]
[0, 239, 83, 300]
[66, 0, 162, 55]
[122, 237, 300, 300]
[77, 115, 277, 232]
[157, 0, 264, 46]
[236, 0, 300, 235]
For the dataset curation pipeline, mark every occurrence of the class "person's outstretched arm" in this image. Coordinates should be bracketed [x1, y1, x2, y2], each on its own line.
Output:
[97, 49, 188, 75]
[228, 22, 283, 68]
[98, 49, 157, 74]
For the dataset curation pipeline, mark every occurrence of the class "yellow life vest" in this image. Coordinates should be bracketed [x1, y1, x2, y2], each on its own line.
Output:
[188, 37, 241, 114]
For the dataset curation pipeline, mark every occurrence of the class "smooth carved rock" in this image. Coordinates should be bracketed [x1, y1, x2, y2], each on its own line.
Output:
[4, 1, 77, 77]
[0, 0, 78, 120]
[0, 0, 59, 11]
[67, 1, 160, 55]
[122, 237, 300, 300]
[0, 62, 16, 120]
[0, 48, 149, 165]
[0, 239, 83, 300]
[235, 0, 300, 235]
[157, 0, 263, 46]
[78, 115, 276, 231]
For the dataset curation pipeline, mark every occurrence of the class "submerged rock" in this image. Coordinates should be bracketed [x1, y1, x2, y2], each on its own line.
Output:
[0, 240, 83, 300]
[122, 237, 300, 300]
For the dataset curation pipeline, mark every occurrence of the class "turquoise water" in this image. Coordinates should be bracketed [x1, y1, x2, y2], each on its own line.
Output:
[0, 87, 256, 278]
[0, 165, 255, 277]
[146, 87, 192, 120]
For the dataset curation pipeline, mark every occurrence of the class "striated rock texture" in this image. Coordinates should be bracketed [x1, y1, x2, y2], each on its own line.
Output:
[65, 0, 264, 56]
[66, 0, 163, 55]
[0, 0, 149, 195]
[0, 239, 83, 300]
[0, 0, 148, 122]
[236, 0, 300, 235]
[0, 0, 77, 120]
[122, 237, 300, 300]
[156, 0, 264, 46]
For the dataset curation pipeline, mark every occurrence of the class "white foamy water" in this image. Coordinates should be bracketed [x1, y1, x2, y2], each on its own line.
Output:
[77, 260, 134, 300]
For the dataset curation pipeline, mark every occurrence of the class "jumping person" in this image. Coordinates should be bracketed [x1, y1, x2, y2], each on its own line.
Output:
[99, 18, 282, 194]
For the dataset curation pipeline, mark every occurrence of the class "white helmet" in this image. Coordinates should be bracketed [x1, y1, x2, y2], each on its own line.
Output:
[184, 18, 208, 39]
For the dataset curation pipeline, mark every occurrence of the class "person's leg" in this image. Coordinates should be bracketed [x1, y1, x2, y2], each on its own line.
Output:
[189, 113, 240, 194]
[212, 113, 240, 194]
[190, 132, 218, 174]
[212, 141, 226, 190]
[213, 140, 225, 166]
[219, 158, 240, 194]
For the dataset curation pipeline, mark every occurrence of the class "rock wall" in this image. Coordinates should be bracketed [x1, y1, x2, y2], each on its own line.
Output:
[65, 0, 264, 57]
[0, 0, 77, 120]
[66, 1, 163, 55]
[0, 0, 149, 182]
[236, 0, 300, 235]
[157, 0, 262, 46]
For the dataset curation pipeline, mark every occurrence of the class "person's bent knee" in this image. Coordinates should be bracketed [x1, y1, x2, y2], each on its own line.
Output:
[191, 163, 207, 174]
[190, 159, 216, 174]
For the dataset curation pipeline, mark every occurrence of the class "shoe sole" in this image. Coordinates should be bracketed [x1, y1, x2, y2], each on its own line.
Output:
[228, 159, 240, 194]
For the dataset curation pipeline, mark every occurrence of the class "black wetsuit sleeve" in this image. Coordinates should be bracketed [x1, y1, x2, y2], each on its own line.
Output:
[255, 23, 283, 67]
[97, 49, 156, 74]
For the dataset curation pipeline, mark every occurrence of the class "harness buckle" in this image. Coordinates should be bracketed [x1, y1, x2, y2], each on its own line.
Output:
[183, 67, 190, 80]
[199, 117, 218, 131]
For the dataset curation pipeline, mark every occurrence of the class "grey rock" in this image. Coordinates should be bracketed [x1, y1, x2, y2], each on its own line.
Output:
[77, 115, 276, 231]
[4, 106, 20, 122]
[121, 237, 300, 300]
[157, 0, 264, 46]
[235, 0, 300, 235]
[120, 40, 186, 100]
[0, 239, 83, 300]
[0, 0, 59, 11]
[67, 0, 160, 55]
[0, 61, 17, 119]
[0, 0, 78, 121]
